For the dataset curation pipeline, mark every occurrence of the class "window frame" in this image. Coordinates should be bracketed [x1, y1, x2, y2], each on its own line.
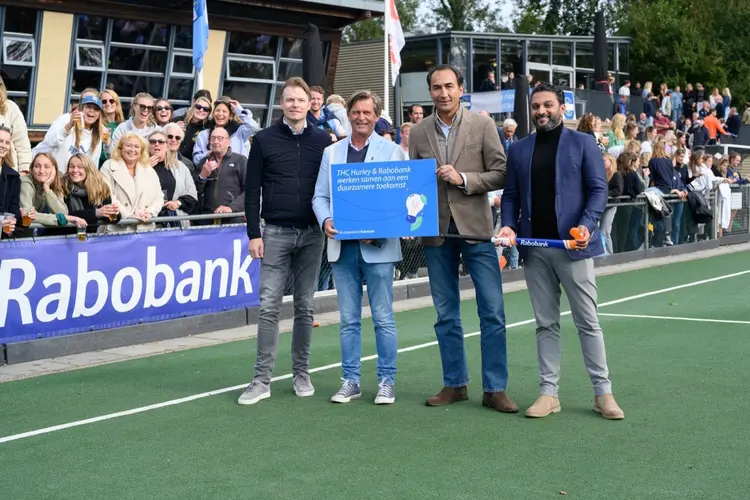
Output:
[2, 32, 35, 66]
[74, 40, 105, 71]
[225, 55, 277, 84]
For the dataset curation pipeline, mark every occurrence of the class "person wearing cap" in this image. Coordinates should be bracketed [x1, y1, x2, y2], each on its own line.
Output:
[32, 95, 105, 174]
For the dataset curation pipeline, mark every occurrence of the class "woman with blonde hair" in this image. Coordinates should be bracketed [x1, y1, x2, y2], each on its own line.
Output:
[21, 153, 87, 231]
[613, 152, 646, 252]
[606, 113, 627, 148]
[147, 129, 197, 227]
[109, 92, 159, 155]
[63, 153, 121, 232]
[722, 88, 732, 120]
[98, 88, 125, 167]
[0, 125, 22, 237]
[0, 76, 32, 173]
[600, 152, 623, 254]
[100, 131, 164, 233]
[192, 96, 260, 163]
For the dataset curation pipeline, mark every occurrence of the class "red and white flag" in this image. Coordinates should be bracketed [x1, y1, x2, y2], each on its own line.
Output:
[386, 0, 405, 86]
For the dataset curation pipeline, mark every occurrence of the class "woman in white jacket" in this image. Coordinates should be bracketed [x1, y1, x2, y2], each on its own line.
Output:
[0, 77, 32, 173]
[192, 96, 260, 164]
[33, 95, 105, 174]
[99, 131, 164, 233]
[109, 92, 159, 156]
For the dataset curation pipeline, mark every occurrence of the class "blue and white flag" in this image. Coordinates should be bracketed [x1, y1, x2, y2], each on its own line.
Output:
[193, 0, 209, 72]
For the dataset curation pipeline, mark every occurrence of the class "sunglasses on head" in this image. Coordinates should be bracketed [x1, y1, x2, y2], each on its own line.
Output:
[167, 134, 182, 141]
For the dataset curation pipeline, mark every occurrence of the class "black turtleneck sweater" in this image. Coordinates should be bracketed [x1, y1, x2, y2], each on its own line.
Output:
[531, 123, 563, 239]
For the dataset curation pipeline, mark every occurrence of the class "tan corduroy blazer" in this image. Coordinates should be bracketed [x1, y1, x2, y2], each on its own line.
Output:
[408, 108, 507, 246]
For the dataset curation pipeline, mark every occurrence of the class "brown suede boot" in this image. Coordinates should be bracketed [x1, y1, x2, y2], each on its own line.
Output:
[426, 386, 468, 406]
[482, 392, 519, 413]
[525, 395, 561, 418]
[594, 394, 625, 420]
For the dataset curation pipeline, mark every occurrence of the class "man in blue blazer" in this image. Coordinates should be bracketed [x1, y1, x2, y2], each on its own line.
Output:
[498, 82, 625, 420]
[313, 90, 407, 405]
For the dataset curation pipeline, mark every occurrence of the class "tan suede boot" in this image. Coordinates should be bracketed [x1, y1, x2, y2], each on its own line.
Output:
[525, 395, 561, 418]
[594, 394, 625, 420]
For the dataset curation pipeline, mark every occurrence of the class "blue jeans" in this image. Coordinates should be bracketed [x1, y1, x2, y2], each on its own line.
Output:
[423, 236, 509, 392]
[671, 201, 684, 245]
[331, 241, 397, 384]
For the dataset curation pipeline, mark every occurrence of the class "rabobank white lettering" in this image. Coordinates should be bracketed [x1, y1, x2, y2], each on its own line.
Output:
[73, 253, 108, 318]
[0, 238, 256, 328]
[111, 267, 143, 313]
[519, 240, 549, 247]
[0, 259, 36, 326]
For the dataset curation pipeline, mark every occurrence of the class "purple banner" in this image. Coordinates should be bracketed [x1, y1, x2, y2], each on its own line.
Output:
[0, 226, 259, 344]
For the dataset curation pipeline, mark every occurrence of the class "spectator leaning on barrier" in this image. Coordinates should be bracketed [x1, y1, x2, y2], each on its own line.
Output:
[0, 76, 31, 174]
[63, 153, 121, 233]
[21, 153, 84, 231]
[0, 125, 21, 237]
[193, 96, 260, 164]
[408, 64, 516, 413]
[238, 77, 332, 406]
[194, 126, 246, 224]
[147, 129, 197, 228]
[100, 132, 164, 233]
[498, 82, 623, 420]
[312, 89, 407, 405]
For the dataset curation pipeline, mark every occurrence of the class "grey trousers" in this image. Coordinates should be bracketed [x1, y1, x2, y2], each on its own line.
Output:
[524, 248, 612, 397]
[253, 224, 325, 384]
[600, 207, 617, 255]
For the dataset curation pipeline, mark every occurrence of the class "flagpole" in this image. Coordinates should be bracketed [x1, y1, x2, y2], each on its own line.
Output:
[383, 0, 390, 115]
[197, 70, 203, 91]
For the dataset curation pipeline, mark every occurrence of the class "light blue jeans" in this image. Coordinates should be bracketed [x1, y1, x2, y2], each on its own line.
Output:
[331, 241, 397, 384]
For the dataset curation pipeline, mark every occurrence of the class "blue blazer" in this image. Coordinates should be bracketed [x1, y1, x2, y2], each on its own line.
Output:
[500, 127, 608, 260]
[312, 132, 407, 264]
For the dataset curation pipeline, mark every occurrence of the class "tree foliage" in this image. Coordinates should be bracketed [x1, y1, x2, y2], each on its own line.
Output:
[342, 0, 420, 42]
[428, 0, 506, 32]
[511, 0, 750, 102]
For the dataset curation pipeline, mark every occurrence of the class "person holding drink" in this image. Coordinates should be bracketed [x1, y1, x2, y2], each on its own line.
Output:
[0, 125, 21, 238]
[32, 96, 106, 174]
[62, 154, 121, 233]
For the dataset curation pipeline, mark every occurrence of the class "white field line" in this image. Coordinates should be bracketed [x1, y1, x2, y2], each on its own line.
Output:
[599, 313, 750, 325]
[1, 269, 748, 446]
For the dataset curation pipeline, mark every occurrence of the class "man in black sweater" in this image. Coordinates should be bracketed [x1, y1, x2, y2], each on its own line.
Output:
[238, 77, 332, 405]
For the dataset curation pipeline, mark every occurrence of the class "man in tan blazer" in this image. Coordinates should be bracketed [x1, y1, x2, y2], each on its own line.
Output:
[408, 64, 517, 413]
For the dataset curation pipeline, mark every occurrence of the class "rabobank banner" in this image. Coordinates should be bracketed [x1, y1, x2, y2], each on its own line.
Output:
[460, 89, 576, 119]
[0, 226, 259, 344]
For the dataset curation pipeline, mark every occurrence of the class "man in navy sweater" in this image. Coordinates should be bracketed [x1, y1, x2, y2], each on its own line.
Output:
[238, 77, 332, 405]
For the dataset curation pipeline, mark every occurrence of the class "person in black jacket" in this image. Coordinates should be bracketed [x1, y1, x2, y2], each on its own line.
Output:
[0, 126, 20, 238]
[63, 154, 121, 233]
[612, 152, 645, 252]
[601, 153, 624, 255]
[238, 77, 332, 406]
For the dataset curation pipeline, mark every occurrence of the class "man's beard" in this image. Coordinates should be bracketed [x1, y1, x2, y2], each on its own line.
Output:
[533, 111, 563, 132]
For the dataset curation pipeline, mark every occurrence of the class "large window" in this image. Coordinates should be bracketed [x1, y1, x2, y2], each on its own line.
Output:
[552, 42, 572, 67]
[575, 41, 594, 69]
[222, 31, 330, 128]
[70, 16, 194, 113]
[500, 39, 522, 77]
[1, 7, 40, 121]
[618, 43, 629, 75]
[527, 41, 550, 65]
[401, 39, 438, 74]
[471, 38, 498, 92]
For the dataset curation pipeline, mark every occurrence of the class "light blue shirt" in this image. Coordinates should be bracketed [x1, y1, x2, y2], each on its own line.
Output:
[436, 112, 468, 189]
[283, 117, 307, 135]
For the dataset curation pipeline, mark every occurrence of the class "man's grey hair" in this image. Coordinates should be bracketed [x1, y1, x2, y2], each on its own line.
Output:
[347, 90, 382, 116]
[502, 118, 518, 130]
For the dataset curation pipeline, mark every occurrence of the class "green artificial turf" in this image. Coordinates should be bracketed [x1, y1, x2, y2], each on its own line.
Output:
[0, 251, 748, 499]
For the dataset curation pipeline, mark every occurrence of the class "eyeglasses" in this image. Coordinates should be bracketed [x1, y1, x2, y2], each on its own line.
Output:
[210, 136, 228, 141]
[167, 134, 183, 141]
[102, 99, 116, 105]
[149, 139, 167, 145]
[155, 105, 172, 112]
[194, 104, 211, 112]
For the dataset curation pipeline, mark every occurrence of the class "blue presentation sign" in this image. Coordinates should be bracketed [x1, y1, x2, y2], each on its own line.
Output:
[330, 159, 439, 240]
[0, 226, 260, 343]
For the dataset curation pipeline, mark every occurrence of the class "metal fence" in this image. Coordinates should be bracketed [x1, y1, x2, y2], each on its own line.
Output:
[7, 185, 749, 293]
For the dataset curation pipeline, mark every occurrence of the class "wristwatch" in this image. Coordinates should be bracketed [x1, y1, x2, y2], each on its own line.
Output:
[176, 200, 182, 208]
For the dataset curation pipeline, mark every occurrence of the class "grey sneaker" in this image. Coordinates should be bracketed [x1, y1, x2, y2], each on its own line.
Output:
[330, 379, 361, 403]
[374, 379, 395, 405]
[293, 373, 315, 397]
[237, 380, 270, 405]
